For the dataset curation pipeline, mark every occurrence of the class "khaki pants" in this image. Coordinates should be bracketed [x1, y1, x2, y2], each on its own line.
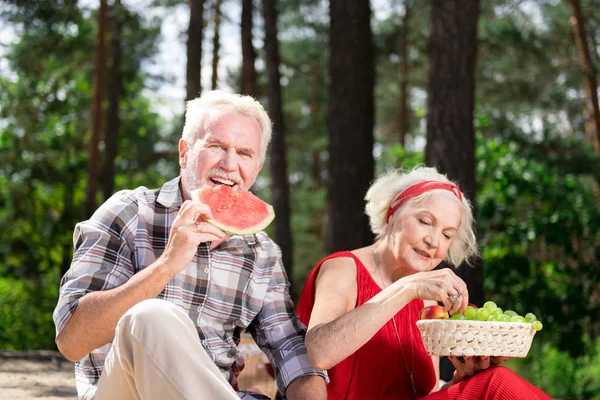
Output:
[96, 299, 240, 400]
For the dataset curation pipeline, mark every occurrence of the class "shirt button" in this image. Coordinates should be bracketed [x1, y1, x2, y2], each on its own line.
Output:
[204, 267, 209, 273]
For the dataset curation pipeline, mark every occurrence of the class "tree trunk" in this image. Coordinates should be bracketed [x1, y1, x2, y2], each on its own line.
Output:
[327, 0, 375, 253]
[397, 0, 413, 148]
[425, 0, 481, 383]
[241, 0, 257, 96]
[85, 0, 108, 218]
[187, 0, 205, 101]
[310, 57, 322, 192]
[211, 0, 222, 90]
[103, 0, 122, 201]
[568, 0, 600, 153]
[425, 0, 481, 302]
[425, 0, 483, 296]
[262, 0, 294, 295]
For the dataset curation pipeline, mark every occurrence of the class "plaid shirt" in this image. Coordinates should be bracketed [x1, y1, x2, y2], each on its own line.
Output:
[53, 177, 326, 400]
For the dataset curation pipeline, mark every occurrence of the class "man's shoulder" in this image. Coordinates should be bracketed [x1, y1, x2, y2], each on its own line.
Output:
[109, 185, 159, 206]
[97, 186, 156, 215]
[102, 177, 180, 212]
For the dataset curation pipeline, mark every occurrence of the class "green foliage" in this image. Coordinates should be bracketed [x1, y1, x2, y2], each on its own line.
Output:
[0, 275, 58, 350]
[0, 1, 171, 350]
[477, 133, 600, 357]
[508, 338, 600, 399]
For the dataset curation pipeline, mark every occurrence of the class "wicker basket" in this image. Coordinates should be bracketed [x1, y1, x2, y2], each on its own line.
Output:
[416, 319, 537, 357]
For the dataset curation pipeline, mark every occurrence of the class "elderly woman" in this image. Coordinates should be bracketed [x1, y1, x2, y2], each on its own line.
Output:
[297, 167, 550, 400]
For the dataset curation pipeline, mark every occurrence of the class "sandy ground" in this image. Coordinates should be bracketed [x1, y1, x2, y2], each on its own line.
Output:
[0, 343, 277, 400]
[0, 353, 77, 400]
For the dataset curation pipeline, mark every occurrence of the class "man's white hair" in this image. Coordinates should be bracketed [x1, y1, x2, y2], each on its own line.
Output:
[181, 90, 272, 161]
[365, 166, 479, 266]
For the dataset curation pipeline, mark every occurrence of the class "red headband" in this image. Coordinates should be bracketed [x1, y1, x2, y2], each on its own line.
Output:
[385, 181, 463, 223]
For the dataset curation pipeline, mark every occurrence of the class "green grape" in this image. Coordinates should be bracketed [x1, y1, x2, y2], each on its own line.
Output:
[464, 306, 478, 320]
[476, 308, 491, 321]
[491, 308, 503, 318]
[483, 301, 498, 311]
[498, 314, 511, 322]
[525, 313, 537, 322]
[452, 313, 467, 320]
[487, 315, 497, 321]
[511, 316, 527, 323]
[532, 320, 543, 331]
[504, 310, 518, 317]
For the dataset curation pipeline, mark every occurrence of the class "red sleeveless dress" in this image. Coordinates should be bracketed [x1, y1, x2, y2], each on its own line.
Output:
[297, 251, 552, 400]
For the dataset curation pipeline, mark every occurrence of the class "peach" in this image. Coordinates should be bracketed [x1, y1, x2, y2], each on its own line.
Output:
[419, 305, 450, 320]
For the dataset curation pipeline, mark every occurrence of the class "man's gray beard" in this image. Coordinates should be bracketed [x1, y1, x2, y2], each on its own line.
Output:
[181, 156, 200, 199]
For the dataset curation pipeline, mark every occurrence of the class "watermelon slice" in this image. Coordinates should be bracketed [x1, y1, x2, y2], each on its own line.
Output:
[191, 185, 275, 235]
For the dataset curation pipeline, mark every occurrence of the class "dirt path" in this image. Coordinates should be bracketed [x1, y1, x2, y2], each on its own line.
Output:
[0, 352, 77, 400]
[0, 340, 276, 399]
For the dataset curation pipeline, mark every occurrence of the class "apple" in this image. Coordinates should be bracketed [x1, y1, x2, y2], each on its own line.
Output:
[468, 303, 478, 309]
[420, 305, 450, 320]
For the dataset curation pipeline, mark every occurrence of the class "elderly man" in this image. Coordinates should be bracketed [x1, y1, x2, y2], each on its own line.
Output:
[53, 90, 327, 400]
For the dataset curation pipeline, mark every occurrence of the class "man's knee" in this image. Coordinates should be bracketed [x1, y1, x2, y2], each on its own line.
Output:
[118, 299, 188, 335]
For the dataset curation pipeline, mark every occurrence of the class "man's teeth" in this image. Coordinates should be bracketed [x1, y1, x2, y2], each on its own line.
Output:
[211, 177, 235, 186]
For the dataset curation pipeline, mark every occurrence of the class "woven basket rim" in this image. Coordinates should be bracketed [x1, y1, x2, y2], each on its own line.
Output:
[416, 319, 534, 329]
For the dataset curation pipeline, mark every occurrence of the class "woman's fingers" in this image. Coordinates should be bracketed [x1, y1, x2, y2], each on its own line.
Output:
[462, 356, 476, 375]
[477, 356, 491, 370]
[491, 356, 510, 365]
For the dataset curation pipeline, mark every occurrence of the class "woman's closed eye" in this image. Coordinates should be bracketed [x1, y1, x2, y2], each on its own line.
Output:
[418, 218, 431, 226]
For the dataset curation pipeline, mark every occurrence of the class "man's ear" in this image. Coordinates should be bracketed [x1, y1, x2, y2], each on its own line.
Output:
[178, 139, 187, 169]
[255, 161, 264, 180]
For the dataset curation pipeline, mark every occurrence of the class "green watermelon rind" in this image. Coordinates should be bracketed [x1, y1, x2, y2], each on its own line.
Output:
[203, 204, 275, 236]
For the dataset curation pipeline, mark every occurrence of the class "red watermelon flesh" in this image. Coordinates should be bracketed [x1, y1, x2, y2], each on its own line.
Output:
[191, 185, 275, 235]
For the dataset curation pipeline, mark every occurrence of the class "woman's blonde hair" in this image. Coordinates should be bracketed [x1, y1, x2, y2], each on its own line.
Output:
[365, 166, 479, 266]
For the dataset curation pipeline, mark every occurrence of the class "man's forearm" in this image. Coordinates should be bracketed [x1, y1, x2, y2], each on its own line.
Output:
[56, 259, 176, 361]
[285, 375, 327, 400]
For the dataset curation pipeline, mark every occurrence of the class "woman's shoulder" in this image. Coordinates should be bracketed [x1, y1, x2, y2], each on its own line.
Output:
[316, 252, 359, 282]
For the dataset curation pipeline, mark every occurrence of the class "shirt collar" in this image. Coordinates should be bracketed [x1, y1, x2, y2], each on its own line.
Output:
[156, 176, 183, 209]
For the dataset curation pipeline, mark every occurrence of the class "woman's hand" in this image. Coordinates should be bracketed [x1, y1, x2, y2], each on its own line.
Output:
[444, 355, 510, 387]
[395, 268, 469, 315]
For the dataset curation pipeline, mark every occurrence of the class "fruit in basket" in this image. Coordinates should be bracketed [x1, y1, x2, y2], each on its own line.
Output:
[464, 306, 478, 320]
[447, 301, 543, 331]
[419, 305, 449, 320]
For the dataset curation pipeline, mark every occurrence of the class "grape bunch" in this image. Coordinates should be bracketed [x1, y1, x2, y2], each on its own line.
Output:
[451, 301, 544, 331]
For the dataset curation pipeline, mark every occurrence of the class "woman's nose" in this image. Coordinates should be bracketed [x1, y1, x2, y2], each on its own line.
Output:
[424, 232, 439, 248]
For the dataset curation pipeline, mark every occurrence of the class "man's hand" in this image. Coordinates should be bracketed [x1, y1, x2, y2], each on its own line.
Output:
[160, 200, 226, 273]
[284, 375, 327, 400]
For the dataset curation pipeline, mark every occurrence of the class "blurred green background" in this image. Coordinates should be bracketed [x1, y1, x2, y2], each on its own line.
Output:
[1, 1, 599, 398]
